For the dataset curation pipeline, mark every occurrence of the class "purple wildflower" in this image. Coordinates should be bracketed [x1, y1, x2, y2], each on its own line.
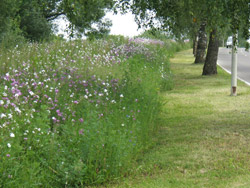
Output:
[79, 129, 84, 135]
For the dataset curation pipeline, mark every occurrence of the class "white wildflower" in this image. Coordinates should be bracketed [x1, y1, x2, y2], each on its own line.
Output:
[7, 143, 11, 148]
[8, 114, 12, 119]
[0, 113, 6, 118]
[29, 91, 34, 96]
[15, 107, 21, 114]
[10, 133, 15, 137]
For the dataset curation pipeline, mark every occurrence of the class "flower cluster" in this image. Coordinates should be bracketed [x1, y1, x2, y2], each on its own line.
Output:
[0, 36, 171, 186]
[131, 37, 165, 46]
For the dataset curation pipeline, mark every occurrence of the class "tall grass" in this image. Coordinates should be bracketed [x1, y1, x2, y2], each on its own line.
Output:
[0, 36, 190, 187]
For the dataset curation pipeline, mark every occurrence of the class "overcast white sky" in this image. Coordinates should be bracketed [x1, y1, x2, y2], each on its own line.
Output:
[105, 12, 144, 37]
[54, 12, 144, 38]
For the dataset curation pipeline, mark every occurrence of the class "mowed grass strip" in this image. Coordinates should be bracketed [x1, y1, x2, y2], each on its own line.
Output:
[103, 49, 250, 188]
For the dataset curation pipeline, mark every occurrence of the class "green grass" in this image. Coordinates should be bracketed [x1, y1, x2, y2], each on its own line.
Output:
[100, 49, 250, 188]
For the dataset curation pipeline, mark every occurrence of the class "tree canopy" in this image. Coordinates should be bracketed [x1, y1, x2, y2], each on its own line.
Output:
[119, 0, 249, 75]
[119, 0, 249, 42]
[0, 0, 115, 43]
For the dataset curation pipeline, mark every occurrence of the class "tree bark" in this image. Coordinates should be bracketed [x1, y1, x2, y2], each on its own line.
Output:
[194, 22, 207, 64]
[202, 29, 219, 75]
[193, 32, 198, 57]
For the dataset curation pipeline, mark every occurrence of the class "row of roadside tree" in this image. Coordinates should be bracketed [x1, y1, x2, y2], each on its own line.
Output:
[118, 0, 250, 76]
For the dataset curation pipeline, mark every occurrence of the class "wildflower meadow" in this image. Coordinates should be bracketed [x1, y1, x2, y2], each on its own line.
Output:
[0, 36, 190, 187]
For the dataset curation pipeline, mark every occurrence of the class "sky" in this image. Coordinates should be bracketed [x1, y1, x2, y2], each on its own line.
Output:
[54, 12, 144, 39]
[105, 12, 144, 37]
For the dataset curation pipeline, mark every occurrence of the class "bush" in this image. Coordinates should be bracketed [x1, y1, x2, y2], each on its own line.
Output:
[0, 19, 26, 49]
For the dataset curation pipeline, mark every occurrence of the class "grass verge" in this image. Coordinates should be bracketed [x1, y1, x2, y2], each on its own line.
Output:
[103, 49, 250, 188]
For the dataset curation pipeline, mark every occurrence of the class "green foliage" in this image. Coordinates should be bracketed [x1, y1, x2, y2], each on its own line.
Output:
[61, 0, 114, 35]
[121, 0, 249, 45]
[0, 0, 19, 33]
[19, 0, 52, 41]
[0, 36, 187, 186]
[0, 20, 25, 49]
[0, 0, 115, 44]
[139, 29, 170, 40]
[85, 19, 113, 40]
[0, 0, 25, 47]
[119, 0, 197, 39]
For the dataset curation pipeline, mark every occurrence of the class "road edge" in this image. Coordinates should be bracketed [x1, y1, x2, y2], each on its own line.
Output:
[217, 60, 250, 86]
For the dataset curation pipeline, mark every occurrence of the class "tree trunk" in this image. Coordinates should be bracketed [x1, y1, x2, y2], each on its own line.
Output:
[193, 32, 198, 57]
[194, 22, 207, 64]
[202, 29, 219, 75]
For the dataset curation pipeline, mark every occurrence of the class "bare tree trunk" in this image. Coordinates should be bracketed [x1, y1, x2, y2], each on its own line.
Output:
[193, 32, 198, 57]
[202, 29, 219, 75]
[194, 22, 207, 64]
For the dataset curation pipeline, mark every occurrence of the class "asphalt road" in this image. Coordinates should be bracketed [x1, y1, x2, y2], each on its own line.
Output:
[217, 47, 250, 85]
